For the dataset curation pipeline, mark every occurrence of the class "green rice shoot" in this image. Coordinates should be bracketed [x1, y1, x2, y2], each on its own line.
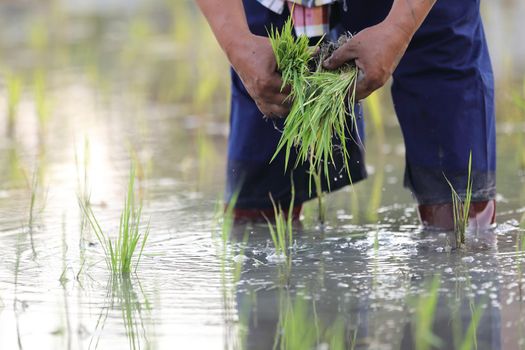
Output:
[412, 276, 442, 350]
[444, 152, 473, 247]
[269, 16, 359, 193]
[267, 17, 311, 110]
[78, 166, 149, 276]
[7, 73, 23, 131]
[34, 70, 51, 128]
[274, 292, 349, 350]
[265, 185, 295, 261]
[459, 300, 485, 350]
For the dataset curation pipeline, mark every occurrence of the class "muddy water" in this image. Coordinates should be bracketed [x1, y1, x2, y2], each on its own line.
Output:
[0, 1, 524, 350]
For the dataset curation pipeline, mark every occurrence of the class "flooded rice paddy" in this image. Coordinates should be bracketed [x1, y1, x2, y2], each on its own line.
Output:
[0, 1, 525, 349]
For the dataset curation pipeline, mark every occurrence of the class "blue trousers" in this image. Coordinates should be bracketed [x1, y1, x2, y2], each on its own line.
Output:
[227, 0, 496, 209]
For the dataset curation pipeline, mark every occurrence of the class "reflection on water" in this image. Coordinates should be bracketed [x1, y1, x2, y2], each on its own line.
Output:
[232, 223, 521, 350]
[0, 0, 524, 349]
[90, 276, 152, 350]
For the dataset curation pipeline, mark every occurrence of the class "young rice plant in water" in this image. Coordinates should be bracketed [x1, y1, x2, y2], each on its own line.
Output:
[7, 73, 23, 133]
[273, 292, 348, 350]
[78, 166, 149, 276]
[412, 276, 442, 350]
[444, 152, 473, 247]
[265, 185, 295, 262]
[269, 17, 359, 194]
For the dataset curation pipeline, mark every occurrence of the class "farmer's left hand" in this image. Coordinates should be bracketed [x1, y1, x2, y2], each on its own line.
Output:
[323, 21, 411, 100]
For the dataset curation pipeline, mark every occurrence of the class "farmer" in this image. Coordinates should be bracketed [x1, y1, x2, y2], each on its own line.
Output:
[196, 0, 496, 230]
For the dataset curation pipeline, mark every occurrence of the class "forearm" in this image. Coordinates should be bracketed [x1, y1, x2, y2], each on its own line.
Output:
[384, 0, 437, 42]
[195, 0, 252, 61]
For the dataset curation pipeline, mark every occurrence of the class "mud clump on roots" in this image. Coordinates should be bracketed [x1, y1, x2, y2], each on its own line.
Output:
[310, 33, 355, 73]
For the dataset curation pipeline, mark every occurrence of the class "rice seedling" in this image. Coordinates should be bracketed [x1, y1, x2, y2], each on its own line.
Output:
[444, 152, 473, 247]
[28, 169, 38, 230]
[75, 138, 92, 280]
[121, 16, 153, 66]
[458, 300, 485, 350]
[273, 294, 318, 350]
[76, 137, 92, 232]
[411, 276, 442, 350]
[59, 213, 69, 285]
[212, 192, 252, 350]
[13, 230, 24, 349]
[264, 186, 295, 262]
[128, 143, 151, 202]
[33, 70, 52, 133]
[448, 269, 486, 350]
[366, 162, 384, 223]
[59, 214, 73, 349]
[119, 277, 151, 350]
[268, 17, 311, 109]
[7, 146, 25, 185]
[273, 292, 351, 350]
[78, 166, 149, 276]
[312, 169, 326, 224]
[90, 276, 151, 350]
[28, 19, 49, 52]
[171, 0, 192, 44]
[212, 191, 239, 287]
[215, 192, 247, 289]
[196, 129, 218, 188]
[322, 318, 347, 350]
[269, 17, 359, 193]
[6, 73, 23, 134]
[235, 300, 250, 350]
[515, 233, 525, 287]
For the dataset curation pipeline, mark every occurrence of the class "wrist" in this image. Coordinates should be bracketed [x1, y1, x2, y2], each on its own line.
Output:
[382, 14, 416, 46]
[383, 0, 436, 44]
[223, 30, 253, 64]
[379, 18, 413, 53]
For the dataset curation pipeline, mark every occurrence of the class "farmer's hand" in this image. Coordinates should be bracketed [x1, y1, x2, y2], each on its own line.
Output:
[228, 35, 291, 118]
[323, 21, 411, 100]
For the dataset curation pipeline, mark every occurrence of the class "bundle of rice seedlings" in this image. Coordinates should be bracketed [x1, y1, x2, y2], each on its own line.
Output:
[269, 18, 359, 193]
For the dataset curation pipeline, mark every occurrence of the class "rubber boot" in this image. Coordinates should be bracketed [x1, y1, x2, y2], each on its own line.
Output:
[231, 205, 302, 223]
[418, 200, 496, 231]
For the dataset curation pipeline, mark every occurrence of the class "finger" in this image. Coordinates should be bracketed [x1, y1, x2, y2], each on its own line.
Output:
[355, 82, 373, 101]
[354, 71, 375, 101]
[261, 91, 293, 108]
[263, 104, 290, 119]
[266, 73, 292, 94]
[256, 98, 290, 118]
[354, 64, 385, 100]
[323, 40, 359, 70]
[279, 84, 292, 96]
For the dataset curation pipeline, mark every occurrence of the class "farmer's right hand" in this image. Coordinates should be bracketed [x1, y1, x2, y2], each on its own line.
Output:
[227, 35, 291, 118]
